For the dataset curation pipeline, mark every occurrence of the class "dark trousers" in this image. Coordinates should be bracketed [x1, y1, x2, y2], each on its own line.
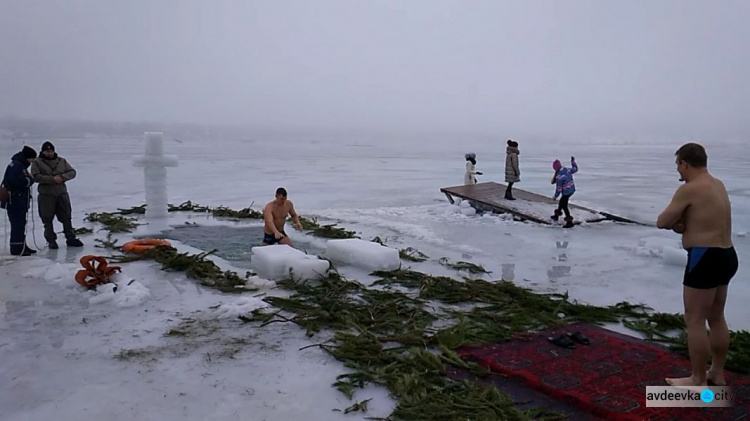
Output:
[505, 182, 514, 193]
[557, 194, 572, 218]
[38, 193, 75, 243]
[7, 202, 28, 254]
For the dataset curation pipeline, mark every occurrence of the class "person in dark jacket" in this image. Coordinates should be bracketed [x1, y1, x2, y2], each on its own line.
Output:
[30, 141, 83, 249]
[2, 146, 38, 256]
[504, 140, 520, 200]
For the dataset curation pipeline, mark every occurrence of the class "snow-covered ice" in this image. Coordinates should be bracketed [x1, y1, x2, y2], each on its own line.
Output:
[459, 206, 476, 216]
[215, 296, 271, 318]
[87, 278, 151, 307]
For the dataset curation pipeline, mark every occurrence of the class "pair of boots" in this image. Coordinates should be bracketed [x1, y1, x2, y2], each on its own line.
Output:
[48, 238, 84, 250]
[45, 225, 84, 249]
[505, 188, 516, 201]
[551, 209, 575, 228]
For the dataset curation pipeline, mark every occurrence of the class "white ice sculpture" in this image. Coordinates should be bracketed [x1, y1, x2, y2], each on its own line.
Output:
[132, 132, 179, 233]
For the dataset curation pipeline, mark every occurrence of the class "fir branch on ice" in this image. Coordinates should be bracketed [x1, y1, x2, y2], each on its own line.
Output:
[399, 247, 429, 262]
[85, 212, 140, 233]
[248, 268, 749, 419]
[438, 257, 491, 274]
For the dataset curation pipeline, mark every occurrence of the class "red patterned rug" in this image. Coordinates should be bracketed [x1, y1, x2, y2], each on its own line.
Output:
[456, 322, 749, 420]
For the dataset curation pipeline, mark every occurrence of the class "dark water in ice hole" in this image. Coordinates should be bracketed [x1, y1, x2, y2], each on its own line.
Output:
[161, 224, 324, 269]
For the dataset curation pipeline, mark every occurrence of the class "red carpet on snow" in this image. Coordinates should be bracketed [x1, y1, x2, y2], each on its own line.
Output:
[456, 323, 749, 420]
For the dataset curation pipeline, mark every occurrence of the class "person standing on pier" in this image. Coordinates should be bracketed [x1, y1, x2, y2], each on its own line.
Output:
[504, 140, 520, 200]
[464, 153, 482, 185]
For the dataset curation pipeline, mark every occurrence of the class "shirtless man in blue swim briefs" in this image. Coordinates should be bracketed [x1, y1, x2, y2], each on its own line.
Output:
[262, 187, 304, 246]
[657, 142, 739, 387]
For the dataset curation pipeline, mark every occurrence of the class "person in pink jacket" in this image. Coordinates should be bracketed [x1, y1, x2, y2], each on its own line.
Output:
[551, 156, 578, 228]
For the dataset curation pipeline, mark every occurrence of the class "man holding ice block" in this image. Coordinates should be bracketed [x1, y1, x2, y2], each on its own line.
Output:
[262, 187, 303, 246]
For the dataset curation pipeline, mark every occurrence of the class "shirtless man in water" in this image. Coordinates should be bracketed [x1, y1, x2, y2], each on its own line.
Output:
[262, 187, 303, 246]
[657, 143, 739, 387]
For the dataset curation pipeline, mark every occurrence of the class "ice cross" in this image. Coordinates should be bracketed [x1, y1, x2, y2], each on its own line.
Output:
[132, 132, 179, 222]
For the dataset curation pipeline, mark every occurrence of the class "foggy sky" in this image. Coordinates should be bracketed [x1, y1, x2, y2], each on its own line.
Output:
[1, 0, 749, 138]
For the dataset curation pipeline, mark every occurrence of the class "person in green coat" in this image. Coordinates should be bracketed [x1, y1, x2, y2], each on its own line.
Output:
[30, 141, 83, 249]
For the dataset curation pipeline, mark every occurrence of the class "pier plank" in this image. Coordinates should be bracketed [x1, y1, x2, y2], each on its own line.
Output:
[440, 182, 648, 226]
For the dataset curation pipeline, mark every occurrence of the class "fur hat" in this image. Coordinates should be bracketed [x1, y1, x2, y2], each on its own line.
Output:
[552, 159, 562, 171]
[22, 145, 37, 160]
[465, 152, 476, 160]
[41, 141, 55, 152]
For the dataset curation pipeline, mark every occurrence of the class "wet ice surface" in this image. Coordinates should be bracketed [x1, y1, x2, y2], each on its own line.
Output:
[1, 135, 748, 420]
[476, 193, 608, 223]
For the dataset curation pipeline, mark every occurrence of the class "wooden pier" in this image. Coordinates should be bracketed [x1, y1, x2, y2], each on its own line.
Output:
[440, 182, 649, 226]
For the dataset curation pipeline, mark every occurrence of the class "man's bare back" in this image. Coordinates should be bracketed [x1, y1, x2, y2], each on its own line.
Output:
[659, 173, 733, 249]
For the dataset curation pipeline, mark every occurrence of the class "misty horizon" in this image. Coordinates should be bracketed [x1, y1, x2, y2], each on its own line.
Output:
[1, 0, 749, 140]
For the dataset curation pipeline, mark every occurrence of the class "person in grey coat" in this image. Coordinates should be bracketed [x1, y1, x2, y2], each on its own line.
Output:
[30, 141, 83, 249]
[504, 140, 520, 200]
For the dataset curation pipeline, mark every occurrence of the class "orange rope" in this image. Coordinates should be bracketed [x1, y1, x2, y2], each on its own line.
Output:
[75, 255, 122, 290]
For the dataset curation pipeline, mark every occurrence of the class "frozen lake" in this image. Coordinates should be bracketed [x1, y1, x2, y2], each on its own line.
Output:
[1, 133, 747, 420]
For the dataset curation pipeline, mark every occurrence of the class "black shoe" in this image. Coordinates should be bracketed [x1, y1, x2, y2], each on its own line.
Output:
[548, 334, 576, 349]
[11, 249, 33, 256]
[24, 245, 37, 254]
[66, 238, 84, 247]
[563, 217, 575, 228]
[566, 331, 591, 345]
[504, 191, 516, 201]
[48, 241, 59, 249]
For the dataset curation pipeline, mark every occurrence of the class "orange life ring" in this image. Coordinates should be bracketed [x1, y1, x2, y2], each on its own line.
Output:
[122, 239, 172, 254]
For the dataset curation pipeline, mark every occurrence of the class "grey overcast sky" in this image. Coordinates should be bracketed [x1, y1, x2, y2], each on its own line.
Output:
[1, 0, 748, 137]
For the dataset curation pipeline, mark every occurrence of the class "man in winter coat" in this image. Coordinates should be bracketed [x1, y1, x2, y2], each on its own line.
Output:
[1, 146, 38, 256]
[551, 156, 578, 228]
[504, 140, 520, 200]
[30, 141, 83, 249]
